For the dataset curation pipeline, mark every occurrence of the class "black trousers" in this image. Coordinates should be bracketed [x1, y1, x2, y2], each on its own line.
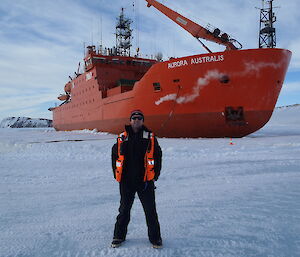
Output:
[113, 180, 161, 243]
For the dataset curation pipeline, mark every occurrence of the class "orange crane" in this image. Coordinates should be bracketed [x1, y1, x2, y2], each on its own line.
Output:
[145, 0, 242, 52]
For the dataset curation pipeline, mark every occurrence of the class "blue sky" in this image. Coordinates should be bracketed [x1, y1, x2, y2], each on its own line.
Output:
[0, 0, 299, 121]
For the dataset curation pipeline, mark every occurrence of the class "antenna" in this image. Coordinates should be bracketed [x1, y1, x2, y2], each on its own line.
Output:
[98, 15, 103, 54]
[259, 0, 276, 48]
[133, 1, 140, 56]
[100, 15, 103, 47]
[91, 16, 94, 45]
[83, 42, 86, 58]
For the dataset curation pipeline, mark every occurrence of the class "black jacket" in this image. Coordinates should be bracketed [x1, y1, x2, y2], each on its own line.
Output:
[111, 125, 162, 185]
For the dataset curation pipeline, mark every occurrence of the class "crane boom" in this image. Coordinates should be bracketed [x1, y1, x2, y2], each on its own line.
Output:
[145, 0, 241, 51]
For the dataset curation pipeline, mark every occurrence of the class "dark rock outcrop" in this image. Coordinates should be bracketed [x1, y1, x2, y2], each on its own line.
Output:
[0, 117, 53, 128]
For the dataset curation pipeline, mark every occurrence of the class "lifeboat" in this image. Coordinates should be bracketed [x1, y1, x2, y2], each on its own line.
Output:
[57, 94, 70, 101]
[64, 82, 72, 93]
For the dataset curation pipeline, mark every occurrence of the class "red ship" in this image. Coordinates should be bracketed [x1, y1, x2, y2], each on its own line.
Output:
[49, 0, 291, 138]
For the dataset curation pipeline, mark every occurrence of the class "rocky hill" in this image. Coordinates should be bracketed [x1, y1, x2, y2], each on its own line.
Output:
[0, 117, 53, 128]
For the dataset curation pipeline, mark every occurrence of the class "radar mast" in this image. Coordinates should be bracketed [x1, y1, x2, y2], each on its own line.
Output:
[116, 8, 133, 56]
[259, 0, 276, 48]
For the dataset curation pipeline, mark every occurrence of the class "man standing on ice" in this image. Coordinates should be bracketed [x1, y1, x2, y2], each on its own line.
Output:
[111, 110, 163, 249]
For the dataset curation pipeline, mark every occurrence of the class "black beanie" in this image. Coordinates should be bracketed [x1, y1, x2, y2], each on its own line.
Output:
[130, 110, 144, 120]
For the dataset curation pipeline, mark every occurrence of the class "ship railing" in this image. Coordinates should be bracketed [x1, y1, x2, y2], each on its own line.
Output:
[93, 45, 162, 61]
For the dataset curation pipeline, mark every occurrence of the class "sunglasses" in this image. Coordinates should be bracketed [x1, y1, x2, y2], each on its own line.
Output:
[131, 116, 143, 120]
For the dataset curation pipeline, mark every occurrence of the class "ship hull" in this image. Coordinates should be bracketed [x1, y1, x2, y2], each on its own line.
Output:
[52, 48, 291, 138]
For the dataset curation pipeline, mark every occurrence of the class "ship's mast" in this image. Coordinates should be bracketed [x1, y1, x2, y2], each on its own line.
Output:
[116, 8, 133, 56]
[259, 0, 276, 48]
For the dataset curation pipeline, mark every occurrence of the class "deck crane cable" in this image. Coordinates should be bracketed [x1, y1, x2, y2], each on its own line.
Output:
[133, 1, 140, 56]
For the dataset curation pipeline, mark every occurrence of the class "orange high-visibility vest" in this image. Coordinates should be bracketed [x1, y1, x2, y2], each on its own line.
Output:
[115, 131, 155, 182]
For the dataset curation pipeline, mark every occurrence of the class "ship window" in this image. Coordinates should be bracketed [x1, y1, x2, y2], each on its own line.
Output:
[153, 82, 161, 91]
[173, 79, 180, 83]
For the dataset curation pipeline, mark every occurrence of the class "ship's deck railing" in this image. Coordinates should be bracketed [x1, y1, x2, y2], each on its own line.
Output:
[88, 45, 163, 62]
